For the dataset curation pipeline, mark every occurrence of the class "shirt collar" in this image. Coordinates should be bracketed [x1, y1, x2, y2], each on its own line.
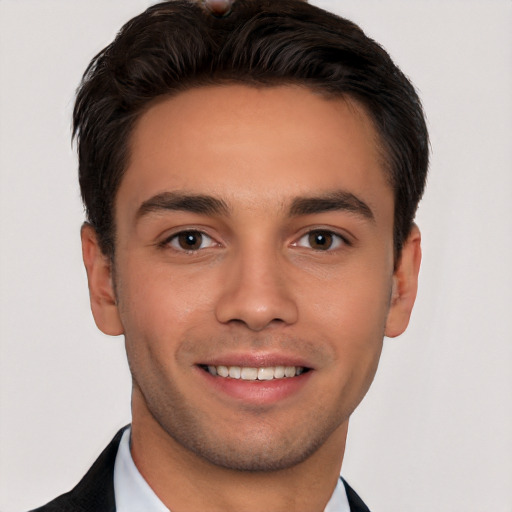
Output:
[114, 426, 350, 512]
[114, 427, 170, 512]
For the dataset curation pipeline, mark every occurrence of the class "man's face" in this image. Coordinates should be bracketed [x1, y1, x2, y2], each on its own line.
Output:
[86, 85, 417, 471]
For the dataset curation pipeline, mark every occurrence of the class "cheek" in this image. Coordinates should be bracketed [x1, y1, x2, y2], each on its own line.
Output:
[311, 270, 390, 410]
[302, 260, 392, 396]
[307, 264, 393, 340]
[115, 258, 218, 346]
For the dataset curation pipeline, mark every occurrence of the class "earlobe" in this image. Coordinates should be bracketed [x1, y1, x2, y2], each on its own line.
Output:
[81, 224, 124, 336]
[385, 224, 422, 338]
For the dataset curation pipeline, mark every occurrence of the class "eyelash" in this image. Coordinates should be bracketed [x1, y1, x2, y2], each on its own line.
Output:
[294, 229, 350, 251]
[159, 228, 351, 253]
[159, 230, 218, 253]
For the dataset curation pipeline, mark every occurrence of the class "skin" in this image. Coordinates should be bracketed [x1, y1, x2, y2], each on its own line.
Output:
[82, 85, 421, 512]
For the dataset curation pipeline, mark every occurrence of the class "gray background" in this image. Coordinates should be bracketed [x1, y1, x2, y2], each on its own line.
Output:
[1, 1, 511, 511]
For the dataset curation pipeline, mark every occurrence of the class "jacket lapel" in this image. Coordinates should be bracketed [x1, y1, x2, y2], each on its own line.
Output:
[342, 477, 372, 512]
[29, 426, 127, 512]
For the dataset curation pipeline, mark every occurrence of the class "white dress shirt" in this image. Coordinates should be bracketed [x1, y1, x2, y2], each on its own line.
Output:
[114, 427, 350, 512]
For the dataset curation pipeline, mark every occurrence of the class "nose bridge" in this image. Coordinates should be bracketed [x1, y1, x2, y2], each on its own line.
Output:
[214, 241, 298, 330]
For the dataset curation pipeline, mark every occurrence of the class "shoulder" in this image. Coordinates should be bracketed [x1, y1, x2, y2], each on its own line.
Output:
[28, 427, 127, 512]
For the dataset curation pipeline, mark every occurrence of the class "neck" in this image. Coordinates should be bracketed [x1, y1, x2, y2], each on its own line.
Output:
[130, 394, 348, 512]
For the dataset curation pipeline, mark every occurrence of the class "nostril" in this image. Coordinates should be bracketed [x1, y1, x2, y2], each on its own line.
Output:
[224, 316, 289, 332]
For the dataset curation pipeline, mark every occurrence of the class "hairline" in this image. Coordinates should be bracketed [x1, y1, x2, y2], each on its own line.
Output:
[103, 81, 395, 261]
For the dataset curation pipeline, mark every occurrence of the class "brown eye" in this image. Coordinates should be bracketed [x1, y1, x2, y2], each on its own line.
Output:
[295, 230, 345, 251]
[308, 231, 334, 250]
[168, 231, 214, 251]
[178, 232, 203, 250]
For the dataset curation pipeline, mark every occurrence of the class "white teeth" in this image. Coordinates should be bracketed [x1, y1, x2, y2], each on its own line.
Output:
[217, 365, 229, 377]
[274, 366, 285, 378]
[206, 365, 305, 380]
[257, 367, 274, 380]
[284, 366, 296, 377]
[228, 366, 241, 379]
[240, 367, 258, 380]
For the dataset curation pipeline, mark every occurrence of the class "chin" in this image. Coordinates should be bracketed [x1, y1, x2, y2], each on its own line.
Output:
[157, 409, 347, 473]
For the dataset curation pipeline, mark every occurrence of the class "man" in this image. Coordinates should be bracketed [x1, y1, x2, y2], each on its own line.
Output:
[31, 0, 428, 510]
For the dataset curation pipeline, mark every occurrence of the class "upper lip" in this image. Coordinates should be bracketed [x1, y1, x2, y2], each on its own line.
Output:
[198, 352, 313, 370]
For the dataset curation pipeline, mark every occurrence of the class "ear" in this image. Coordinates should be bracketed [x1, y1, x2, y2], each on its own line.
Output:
[385, 224, 422, 338]
[81, 223, 124, 336]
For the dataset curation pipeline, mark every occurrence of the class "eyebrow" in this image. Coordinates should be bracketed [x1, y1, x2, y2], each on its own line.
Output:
[136, 192, 230, 220]
[289, 191, 375, 221]
[136, 189, 374, 222]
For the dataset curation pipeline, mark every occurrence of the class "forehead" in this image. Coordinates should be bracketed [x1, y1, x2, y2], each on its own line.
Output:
[119, 84, 391, 216]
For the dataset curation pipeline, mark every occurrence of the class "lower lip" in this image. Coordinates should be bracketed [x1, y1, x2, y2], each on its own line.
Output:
[196, 367, 313, 405]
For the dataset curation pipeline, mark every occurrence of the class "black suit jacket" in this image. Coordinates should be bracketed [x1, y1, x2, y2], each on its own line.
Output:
[30, 427, 371, 512]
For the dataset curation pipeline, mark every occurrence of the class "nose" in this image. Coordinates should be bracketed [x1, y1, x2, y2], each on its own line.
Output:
[215, 249, 299, 331]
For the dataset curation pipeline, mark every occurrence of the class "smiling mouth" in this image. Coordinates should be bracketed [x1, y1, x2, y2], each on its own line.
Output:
[200, 365, 310, 381]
